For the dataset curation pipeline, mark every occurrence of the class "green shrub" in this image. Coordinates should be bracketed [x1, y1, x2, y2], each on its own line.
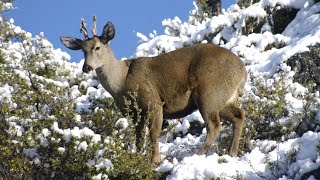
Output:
[211, 66, 319, 156]
[237, 0, 260, 8]
[238, 68, 319, 154]
[0, 11, 157, 179]
[294, 83, 320, 136]
[83, 94, 157, 179]
[210, 70, 291, 155]
[0, 118, 32, 179]
[242, 17, 267, 35]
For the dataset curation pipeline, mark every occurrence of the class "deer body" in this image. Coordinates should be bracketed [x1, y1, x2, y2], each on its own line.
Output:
[61, 19, 247, 164]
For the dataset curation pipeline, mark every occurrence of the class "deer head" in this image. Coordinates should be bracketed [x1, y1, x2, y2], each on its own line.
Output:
[60, 16, 116, 72]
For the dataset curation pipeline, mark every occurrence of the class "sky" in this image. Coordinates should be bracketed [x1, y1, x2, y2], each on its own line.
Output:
[5, 0, 235, 62]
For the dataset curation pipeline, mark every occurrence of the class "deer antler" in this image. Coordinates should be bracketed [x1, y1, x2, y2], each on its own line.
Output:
[80, 18, 89, 39]
[91, 15, 97, 36]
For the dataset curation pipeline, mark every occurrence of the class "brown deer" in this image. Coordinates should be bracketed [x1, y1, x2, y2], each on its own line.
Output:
[60, 16, 247, 164]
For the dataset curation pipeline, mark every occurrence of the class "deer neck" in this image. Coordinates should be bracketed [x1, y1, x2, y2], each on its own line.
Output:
[95, 49, 128, 101]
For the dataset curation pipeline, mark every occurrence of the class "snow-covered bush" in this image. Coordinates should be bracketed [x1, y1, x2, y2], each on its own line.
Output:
[0, 4, 157, 179]
[241, 67, 320, 150]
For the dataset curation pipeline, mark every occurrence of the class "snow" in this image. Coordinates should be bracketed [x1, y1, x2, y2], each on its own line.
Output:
[0, 84, 13, 101]
[41, 128, 51, 137]
[156, 159, 174, 173]
[185, 110, 204, 123]
[1, 0, 320, 179]
[51, 121, 64, 134]
[2, 3, 13, 11]
[78, 141, 88, 151]
[95, 158, 113, 171]
[163, 132, 320, 179]
[57, 147, 65, 153]
[92, 173, 109, 180]
[261, 0, 311, 9]
[51, 122, 101, 144]
[115, 118, 129, 129]
[22, 148, 38, 158]
[174, 119, 190, 135]
[137, 32, 149, 42]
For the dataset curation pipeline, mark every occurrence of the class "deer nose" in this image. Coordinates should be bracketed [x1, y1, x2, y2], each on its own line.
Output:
[82, 64, 93, 73]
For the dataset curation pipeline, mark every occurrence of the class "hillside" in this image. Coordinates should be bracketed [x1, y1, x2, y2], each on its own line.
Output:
[0, 0, 319, 179]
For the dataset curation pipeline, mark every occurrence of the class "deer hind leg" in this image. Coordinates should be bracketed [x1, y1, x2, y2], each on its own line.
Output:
[193, 87, 223, 155]
[197, 110, 222, 155]
[219, 104, 245, 157]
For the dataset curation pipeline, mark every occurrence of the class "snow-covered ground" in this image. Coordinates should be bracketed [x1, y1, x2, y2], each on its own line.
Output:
[1, 0, 320, 179]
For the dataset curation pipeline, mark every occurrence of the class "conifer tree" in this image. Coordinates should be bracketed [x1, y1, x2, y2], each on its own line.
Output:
[198, 0, 222, 17]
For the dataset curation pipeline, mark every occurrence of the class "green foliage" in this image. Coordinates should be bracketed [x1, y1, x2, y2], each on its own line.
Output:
[82, 98, 120, 136]
[244, 71, 290, 141]
[188, 1, 210, 23]
[263, 41, 286, 51]
[195, 0, 211, 20]
[242, 17, 267, 35]
[0, 51, 4, 64]
[266, 147, 299, 178]
[295, 83, 320, 136]
[0, 10, 156, 179]
[0, 118, 32, 179]
[0, 14, 93, 177]
[238, 70, 320, 154]
[237, 0, 260, 8]
[26, 127, 100, 179]
[84, 94, 157, 179]
[211, 66, 319, 157]
[211, 71, 292, 156]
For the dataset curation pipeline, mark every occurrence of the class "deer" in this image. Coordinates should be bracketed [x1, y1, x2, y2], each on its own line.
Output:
[60, 16, 247, 164]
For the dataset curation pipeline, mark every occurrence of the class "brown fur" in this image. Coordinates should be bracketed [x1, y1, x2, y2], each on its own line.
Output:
[61, 21, 247, 164]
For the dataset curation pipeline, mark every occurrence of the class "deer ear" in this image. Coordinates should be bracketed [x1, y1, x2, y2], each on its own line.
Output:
[60, 36, 83, 50]
[101, 21, 115, 44]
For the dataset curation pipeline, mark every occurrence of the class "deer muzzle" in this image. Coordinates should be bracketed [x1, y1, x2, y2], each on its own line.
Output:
[82, 63, 93, 73]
